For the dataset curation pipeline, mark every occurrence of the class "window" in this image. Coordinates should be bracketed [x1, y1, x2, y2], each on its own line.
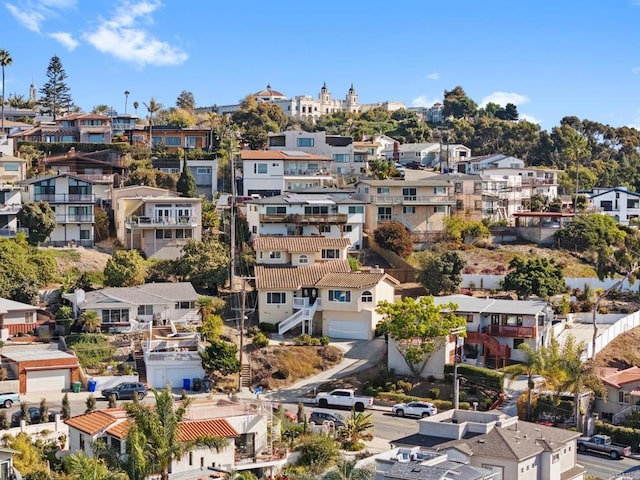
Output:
[69, 177, 91, 196]
[3, 163, 19, 171]
[299, 254, 308, 264]
[197, 167, 211, 175]
[255, 163, 268, 174]
[138, 305, 153, 315]
[267, 292, 286, 304]
[377, 187, 390, 194]
[433, 187, 446, 194]
[297, 138, 314, 147]
[329, 290, 351, 302]
[402, 187, 417, 200]
[304, 206, 329, 215]
[189, 452, 193, 466]
[344, 225, 353, 232]
[320, 226, 331, 233]
[252, 225, 257, 234]
[176, 301, 194, 309]
[266, 206, 286, 215]
[155, 230, 173, 239]
[269, 251, 282, 259]
[475, 200, 483, 210]
[434, 206, 446, 213]
[80, 229, 90, 240]
[552, 453, 560, 463]
[185, 136, 197, 148]
[348, 205, 364, 214]
[601, 200, 613, 211]
[513, 339, 525, 349]
[101, 309, 130, 324]
[464, 314, 473, 323]
[322, 249, 339, 259]
[165, 137, 181, 146]
[454, 183, 462, 193]
[333, 154, 350, 163]
[79, 434, 85, 450]
[361, 291, 373, 303]
[378, 207, 392, 221]
[403, 206, 416, 214]
[474, 182, 482, 193]
[34, 178, 55, 196]
[619, 391, 631, 404]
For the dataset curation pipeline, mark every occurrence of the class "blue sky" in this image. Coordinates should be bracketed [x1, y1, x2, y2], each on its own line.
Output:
[2, 0, 640, 130]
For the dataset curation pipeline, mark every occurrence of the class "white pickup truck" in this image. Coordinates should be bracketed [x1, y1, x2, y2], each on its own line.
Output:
[315, 389, 373, 411]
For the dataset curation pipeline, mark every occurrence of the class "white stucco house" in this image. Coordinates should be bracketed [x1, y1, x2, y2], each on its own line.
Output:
[588, 187, 640, 226]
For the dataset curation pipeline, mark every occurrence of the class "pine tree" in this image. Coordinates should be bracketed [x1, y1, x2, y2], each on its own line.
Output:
[177, 158, 197, 197]
[62, 393, 71, 420]
[39, 55, 73, 119]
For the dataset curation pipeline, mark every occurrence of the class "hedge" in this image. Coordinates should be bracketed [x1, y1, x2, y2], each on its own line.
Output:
[595, 421, 640, 451]
[444, 364, 504, 392]
[375, 391, 471, 411]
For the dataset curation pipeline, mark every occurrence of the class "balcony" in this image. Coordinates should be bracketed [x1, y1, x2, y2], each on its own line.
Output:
[0, 204, 22, 215]
[370, 195, 456, 205]
[284, 169, 332, 178]
[0, 227, 28, 238]
[486, 324, 536, 338]
[55, 214, 95, 223]
[259, 213, 347, 224]
[34, 193, 95, 203]
[126, 216, 199, 227]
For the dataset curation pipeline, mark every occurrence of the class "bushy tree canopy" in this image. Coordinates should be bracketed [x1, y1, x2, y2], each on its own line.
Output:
[176, 158, 197, 197]
[556, 214, 625, 252]
[173, 238, 230, 292]
[373, 221, 412, 258]
[502, 256, 565, 299]
[103, 250, 146, 287]
[417, 250, 465, 295]
[200, 339, 240, 383]
[17, 201, 56, 246]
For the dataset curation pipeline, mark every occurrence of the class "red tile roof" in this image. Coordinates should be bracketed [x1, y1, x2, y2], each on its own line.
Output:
[315, 272, 399, 288]
[601, 366, 640, 388]
[255, 260, 351, 289]
[106, 419, 131, 439]
[253, 236, 350, 253]
[178, 419, 238, 441]
[64, 410, 120, 435]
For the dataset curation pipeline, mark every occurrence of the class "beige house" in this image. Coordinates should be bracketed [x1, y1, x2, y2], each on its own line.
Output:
[112, 185, 202, 259]
[253, 236, 351, 266]
[597, 366, 640, 424]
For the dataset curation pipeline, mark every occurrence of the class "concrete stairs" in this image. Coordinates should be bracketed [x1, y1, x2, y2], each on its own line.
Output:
[240, 363, 251, 389]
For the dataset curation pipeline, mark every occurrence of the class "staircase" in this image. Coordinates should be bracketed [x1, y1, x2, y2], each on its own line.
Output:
[152, 326, 173, 338]
[393, 215, 415, 231]
[466, 331, 510, 368]
[133, 340, 147, 384]
[613, 404, 640, 425]
[240, 362, 251, 389]
[278, 299, 321, 336]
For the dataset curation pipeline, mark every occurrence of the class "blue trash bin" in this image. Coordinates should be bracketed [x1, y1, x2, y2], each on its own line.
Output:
[183, 378, 190, 391]
[87, 380, 97, 392]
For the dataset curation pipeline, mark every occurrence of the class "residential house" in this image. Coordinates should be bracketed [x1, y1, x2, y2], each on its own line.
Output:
[63, 282, 200, 333]
[481, 167, 560, 206]
[458, 154, 525, 174]
[143, 332, 206, 389]
[245, 193, 365, 248]
[13, 112, 112, 144]
[588, 187, 640, 226]
[387, 142, 471, 169]
[241, 150, 333, 197]
[111, 185, 202, 259]
[152, 157, 219, 199]
[408, 103, 445, 123]
[1, 344, 81, 393]
[392, 410, 585, 480]
[126, 125, 210, 153]
[0, 297, 39, 339]
[353, 177, 455, 242]
[0, 448, 19, 480]
[0, 151, 26, 183]
[254, 236, 398, 339]
[597, 366, 640, 424]
[513, 212, 575, 245]
[440, 173, 485, 221]
[17, 173, 97, 246]
[268, 130, 360, 175]
[0, 184, 27, 239]
[481, 174, 527, 223]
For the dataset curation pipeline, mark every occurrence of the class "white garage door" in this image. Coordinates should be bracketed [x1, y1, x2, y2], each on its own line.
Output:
[26, 369, 70, 393]
[327, 320, 369, 340]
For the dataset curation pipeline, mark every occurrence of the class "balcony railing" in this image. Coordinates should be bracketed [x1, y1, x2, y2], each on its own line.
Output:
[0, 204, 22, 214]
[0, 227, 28, 238]
[486, 324, 535, 338]
[126, 216, 199, 227]
[284, 169, 332, 177]
[55, 214, 95, 223]
[34, 193, 95, 203]
[370, 195, 455, 205]
[259, 213, 347, 224]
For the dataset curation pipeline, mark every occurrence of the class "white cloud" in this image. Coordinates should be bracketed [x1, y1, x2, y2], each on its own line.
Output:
[411, 94, 441, 108]
[481, 91, 530, 107]
[426, 72, 440, 81]
[83, 0, 188, 67]
[49, 31, 78, 51]
[5, 0, 76, 33]
[519, 113, 541, 125]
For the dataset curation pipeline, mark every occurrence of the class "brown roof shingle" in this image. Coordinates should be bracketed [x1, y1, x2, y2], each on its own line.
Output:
[315, 272, 399, 288]
[64, 410, 119, 435]
[178, 419, 238, 441]
[601, 366, 640, 388]
[253, 236, 350, 253]
[255, 260, 351, 289]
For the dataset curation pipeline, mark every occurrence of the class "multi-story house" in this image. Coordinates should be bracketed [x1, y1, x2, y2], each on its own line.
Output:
[268, 130, 361, 175]
[127, 125, 210, 153]
[151, 157, 219, 199]
[587, 187, 640, 226]
[596, 366, 640, 424]
[112, 185, 202, 260]
[17, 173, 97, 246]
[353, 177, 455, 241]
[458, 154, 525, 174]
[254, 235, 398, 339]
[13, 113, 112, 144]
[481, 173, 528, 221]
[0, 184, 26, 239]
[0, 151, 26, 183]
[241, 150, 333, 197]
[440, 173, 484, 222]
[391, 410, 585, 480]
[388, 142, 471, 170]
[245, 192, 365, 248]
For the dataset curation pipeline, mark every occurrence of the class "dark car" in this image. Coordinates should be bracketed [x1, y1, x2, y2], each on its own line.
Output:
[11, 407, 58, 427]
[405, 161, 425, 170]
[309, 411, 345, 427]
[101, 382, 147, 401]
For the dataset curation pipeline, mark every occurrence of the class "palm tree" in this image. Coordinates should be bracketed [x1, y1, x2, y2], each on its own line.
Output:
[0, 49, 13, 132]
[63, 450, 129, 480]
[502, 343, 545, 421]
[133, 100, 139, 115]
[143, 97, 163, 152]
[125, 386, 228, 480]
[80, 310, 102, 333]
[325, 459, 375, 480]
[124, 90, 130, 114]
[344, 408, 374, 448]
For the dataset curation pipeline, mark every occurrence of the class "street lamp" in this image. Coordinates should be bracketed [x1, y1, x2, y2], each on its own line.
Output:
[450, 326, 466, 410]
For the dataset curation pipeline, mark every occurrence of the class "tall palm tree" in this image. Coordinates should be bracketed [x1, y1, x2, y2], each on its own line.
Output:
[0, 49, 13, 132]
[125, 386, 228, 480]
[344, 409, 374, 448]
[143, 97, 163, 152]
[63, 450, 129, 480]
[325, 459, 375, 480]
[502, 343, 545, 421]
[124, 90, 130, 114]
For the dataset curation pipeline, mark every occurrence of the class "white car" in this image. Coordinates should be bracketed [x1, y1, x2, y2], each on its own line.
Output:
[392, 401, 437, 418]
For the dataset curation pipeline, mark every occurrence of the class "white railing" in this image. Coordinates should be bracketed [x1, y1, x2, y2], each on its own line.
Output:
[613, 404, 640, 425]
[278, 300, 320, 336]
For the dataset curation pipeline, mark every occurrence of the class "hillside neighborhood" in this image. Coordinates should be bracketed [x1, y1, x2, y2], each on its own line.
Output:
[2, 53, 640, 479]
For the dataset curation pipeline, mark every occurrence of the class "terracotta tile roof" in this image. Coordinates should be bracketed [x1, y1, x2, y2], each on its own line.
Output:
[255, 260, 351, 289]
[253, 236, 350, 253]
[106, 419, 131, 439]
[315, 272, 399, 288]
[65, 410, 119, 435]
[178, 419, 238, 441]
[601, 366, 640, 388]
[240, 150, 331, 161]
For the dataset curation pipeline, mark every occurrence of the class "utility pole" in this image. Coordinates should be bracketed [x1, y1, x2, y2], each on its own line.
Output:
[229, 141, 237, 290]
[451, 326, 466, 410]
[238, 277, 247, 392]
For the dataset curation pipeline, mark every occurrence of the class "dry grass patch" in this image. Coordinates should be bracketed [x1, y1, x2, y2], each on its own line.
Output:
[596, 325, 640, 370]
[252, 345, 343, 390]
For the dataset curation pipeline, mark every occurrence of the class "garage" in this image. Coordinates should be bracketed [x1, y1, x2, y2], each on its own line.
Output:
[327, 320, 369, 340]
[26, 369, 71, 393]
[148, 365, 206, 389]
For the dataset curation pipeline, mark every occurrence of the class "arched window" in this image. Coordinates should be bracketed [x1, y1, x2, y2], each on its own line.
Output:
[299, 254, 308, 265]
[361, 290, 373, 303]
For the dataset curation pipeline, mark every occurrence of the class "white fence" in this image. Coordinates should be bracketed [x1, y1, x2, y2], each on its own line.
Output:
[88, 374, 139, 391]
[575, 311, 640, 359]
[461, 274, 640, 293]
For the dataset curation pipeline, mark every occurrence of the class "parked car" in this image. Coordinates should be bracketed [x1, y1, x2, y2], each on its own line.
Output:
[315, 388, 373, 411]
[577, 434, 631, 459]
[392, 401, 438, 418]
[0, 392, 19, 408]
[101, 382, 148, 401]
[392, 163, 406, 178]
[309, 411, 346, 428]
[272, 406, 297, 423]
[405, 161, 425, 170]
[11, 407, 58, 427]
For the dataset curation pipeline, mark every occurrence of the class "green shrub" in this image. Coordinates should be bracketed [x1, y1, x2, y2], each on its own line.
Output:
[319, 336, 330, 346]
[297, 434, 339, 472]
[444, 364, 504, 392]
[428, 388, 440, 400]
[253, 332, 269, 349]
[319, 346, 343, 363]
[293, 333, 321, 346]
[246, 326, 261, 337]
[458, 391, 468, 403]
[258, 322, 278, 333]
[376, 391, 470, 411]
[479, 397, 494, 410]
[595, 421, 640, 451]
[66, 333, 116, 368]
[396, 380, 413, 393]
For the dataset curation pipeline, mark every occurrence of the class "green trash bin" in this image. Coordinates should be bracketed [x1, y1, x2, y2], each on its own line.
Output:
[72, 381, 82, 393]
